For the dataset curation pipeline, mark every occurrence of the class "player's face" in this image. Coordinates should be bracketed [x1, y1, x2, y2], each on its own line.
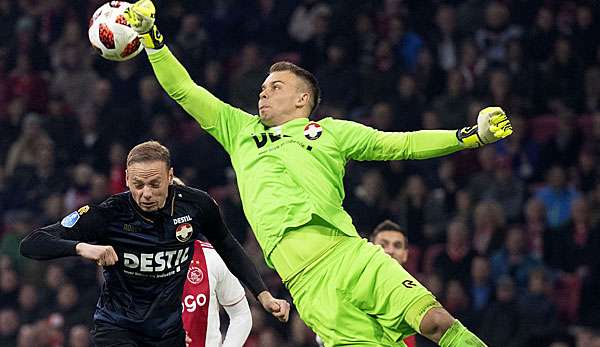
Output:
[258, 71, 309, 127]
[126, 160, 173, 212]
[373, 231, 408, 264]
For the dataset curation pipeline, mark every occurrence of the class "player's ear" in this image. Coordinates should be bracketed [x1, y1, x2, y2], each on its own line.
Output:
[168, 167, 174, 184]
[296, 92, 309, 108]
[125, 169, 130, 189]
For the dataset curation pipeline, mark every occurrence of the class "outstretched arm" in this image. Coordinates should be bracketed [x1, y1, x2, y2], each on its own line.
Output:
[337, 107, 513, 161]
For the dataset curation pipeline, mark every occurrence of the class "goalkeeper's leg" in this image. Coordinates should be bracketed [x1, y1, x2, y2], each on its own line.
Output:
[419, 307, 486, 346]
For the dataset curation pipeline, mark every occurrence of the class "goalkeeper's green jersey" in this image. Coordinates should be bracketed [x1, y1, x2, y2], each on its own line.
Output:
[148, 47, 464, 267]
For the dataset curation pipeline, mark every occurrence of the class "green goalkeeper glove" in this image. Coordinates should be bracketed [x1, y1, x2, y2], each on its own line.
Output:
[456, 106, 513, 148]
[123, 0, 164, 49]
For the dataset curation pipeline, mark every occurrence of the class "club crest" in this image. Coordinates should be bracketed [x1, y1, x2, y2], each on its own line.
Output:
[304, 122, 322, 140]
[176, 223, 193, 242]
[187, 261, 204, 285]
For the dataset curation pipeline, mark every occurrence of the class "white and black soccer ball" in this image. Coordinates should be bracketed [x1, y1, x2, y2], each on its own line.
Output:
[88, 1, 143, 61]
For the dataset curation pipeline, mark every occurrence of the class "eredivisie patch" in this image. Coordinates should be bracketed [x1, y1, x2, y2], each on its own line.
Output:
[176, 223, 193, 242]
[304, 122, 322, 140]
[60, 205, 90, 228]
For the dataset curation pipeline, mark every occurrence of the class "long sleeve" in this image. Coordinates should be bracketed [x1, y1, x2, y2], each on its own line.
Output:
[200, 198, 268, 297]
[332, 119, 464, 161]
[221, 298, 252, 347]
[20, 205, 106, 260]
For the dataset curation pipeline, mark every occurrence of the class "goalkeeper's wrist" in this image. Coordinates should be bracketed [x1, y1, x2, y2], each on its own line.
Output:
[139, 25, 164, 49]
[456, 126, 484, 148]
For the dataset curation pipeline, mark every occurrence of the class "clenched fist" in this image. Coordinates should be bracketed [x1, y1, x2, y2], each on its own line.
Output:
[76, 243, 119, 266]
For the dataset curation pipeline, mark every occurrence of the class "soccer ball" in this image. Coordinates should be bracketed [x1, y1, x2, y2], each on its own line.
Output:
[88, 1, 143, 61]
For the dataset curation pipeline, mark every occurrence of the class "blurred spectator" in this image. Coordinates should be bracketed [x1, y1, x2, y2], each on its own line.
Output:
[467, 255, 493, 315]
[54, 283, 92, 330]
[0, 267, 19, 309]
[4, 113, 52, 178]
[288, 1, 330, 43]
[472, 200, 506, 256]
[526, 6, 557, 64]
[388, 74, 424, 131]
[478, 276, 520, 347]
[391, 175, 429, 246]
[429, 4, 460, 71]
[547, 197, 600, 275]
[229, 42, 266, 114]
[315, 42, 357, 111]
[479, 155, 524, 222]
[433, 219, 475, 286]
[539, 37, 584, 111]
[63, 163, 94, 211]
[467, 146, 496, 203]
[68, 324, 91, 347]
[174, 14, 208, 80]
[17, 284, 42, 324]
[346, 169, 389, 234]
[16, 323, 37, 347]
[433, 68, 469, 130]
[490, 225, 542, 291]
[359, 39, 399, 105]
[387, 16, 423, 72]
[475, 1, 523, 64]
[523, 198, 548, 261]
[0, 308, 19, 346]
[413, 46, 445, 101]
[517, 268, 560, 346]
[0, 210, 34, 273]
[572, 4, 598, 67]
[535, 165, 580, 229]
[50, 44, 98, 115]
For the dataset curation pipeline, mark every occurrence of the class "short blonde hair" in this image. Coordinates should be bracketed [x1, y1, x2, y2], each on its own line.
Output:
[126, 141, 171, 168]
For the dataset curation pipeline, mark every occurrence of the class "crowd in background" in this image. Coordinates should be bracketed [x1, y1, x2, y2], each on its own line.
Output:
[1, 0, 600, 346]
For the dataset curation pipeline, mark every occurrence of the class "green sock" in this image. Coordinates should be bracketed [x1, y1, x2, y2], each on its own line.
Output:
[438, 320, 487, 347]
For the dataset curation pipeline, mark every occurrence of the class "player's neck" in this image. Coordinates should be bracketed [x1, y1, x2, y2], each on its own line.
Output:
[266, 114, 309, 128]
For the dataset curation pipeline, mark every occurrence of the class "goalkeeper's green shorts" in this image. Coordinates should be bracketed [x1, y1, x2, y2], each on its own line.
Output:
[284, 236, 440, 346]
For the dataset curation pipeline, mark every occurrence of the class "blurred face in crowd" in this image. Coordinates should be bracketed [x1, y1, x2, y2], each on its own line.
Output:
[373, 230, 408, 264]
[258, 71, 310, 127]
[126, 160, 173, 212]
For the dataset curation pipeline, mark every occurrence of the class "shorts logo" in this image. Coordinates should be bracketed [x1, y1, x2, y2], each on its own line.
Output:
[304, 122, 322, 140]
[187, 261, 204, 285]
[176, 223, 193, 242]
[61, 211, 81, 228]
[402, 280, 417, 288]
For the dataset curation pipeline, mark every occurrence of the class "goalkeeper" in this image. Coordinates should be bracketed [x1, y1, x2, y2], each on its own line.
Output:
[125, 2, 512, 346]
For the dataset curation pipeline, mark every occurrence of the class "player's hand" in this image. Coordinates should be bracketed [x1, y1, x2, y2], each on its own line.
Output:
[75, 243, 119, 266]
[185, 331, 191, 347]
[257, 291, 291, 322]
[457, 106, 513, 148]
[123, 0, 164, 49]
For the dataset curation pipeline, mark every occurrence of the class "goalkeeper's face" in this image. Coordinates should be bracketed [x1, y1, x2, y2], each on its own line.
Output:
[373, 230, 408, 264]
[126, 160, 174, 212]
[258, 71, 310, 127]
